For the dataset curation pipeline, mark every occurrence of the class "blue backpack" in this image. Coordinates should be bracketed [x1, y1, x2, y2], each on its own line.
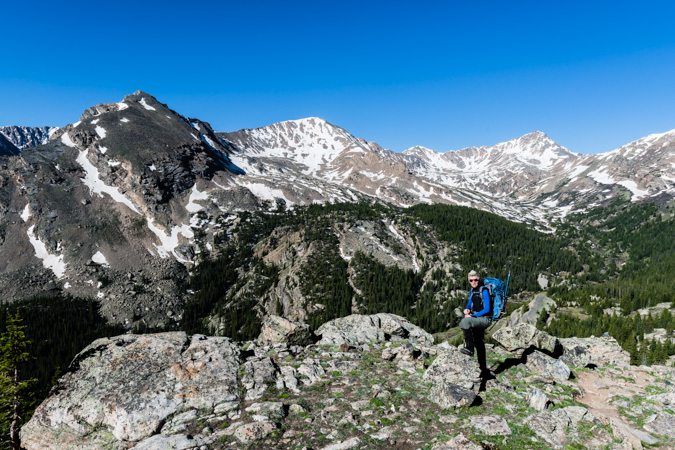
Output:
[482, 277, 507, 320]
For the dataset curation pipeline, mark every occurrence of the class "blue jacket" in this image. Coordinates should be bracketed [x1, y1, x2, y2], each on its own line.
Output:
[466, 287, 491, 317]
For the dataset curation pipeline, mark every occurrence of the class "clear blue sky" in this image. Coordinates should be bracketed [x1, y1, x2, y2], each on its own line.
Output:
[3, 0, 675, 154]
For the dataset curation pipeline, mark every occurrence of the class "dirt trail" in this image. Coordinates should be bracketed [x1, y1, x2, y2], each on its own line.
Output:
[576, 367, 654, 424]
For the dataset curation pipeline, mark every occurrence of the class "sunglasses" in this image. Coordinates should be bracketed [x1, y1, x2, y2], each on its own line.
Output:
[469, 279, 479, 282]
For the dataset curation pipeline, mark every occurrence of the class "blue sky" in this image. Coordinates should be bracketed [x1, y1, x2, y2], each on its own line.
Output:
[3, 1, 675, 154]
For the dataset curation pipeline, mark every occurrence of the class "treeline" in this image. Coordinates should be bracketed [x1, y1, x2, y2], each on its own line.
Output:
[0, 295, 123, 395]
[406, 203, 582, 291]
[544, 200, 675, 364]
[182, 201, 581, 340]
[0, 295, 124, 444]
[542, 306, 675, 365]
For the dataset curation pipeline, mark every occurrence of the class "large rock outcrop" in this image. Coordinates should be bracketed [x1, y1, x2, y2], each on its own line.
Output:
[492, 322, 561, 355]
[315, 313, 434, 346]
[21, 332, 240, 450]
[257, 314, 312, 346]
[19, 314, 675, 450]
[559, 335, 630, 368]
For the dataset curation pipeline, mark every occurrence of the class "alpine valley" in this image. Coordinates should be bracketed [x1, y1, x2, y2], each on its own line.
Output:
[2, 92, 675, 450]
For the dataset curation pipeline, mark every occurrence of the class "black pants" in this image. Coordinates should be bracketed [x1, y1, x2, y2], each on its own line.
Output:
[459, 316, 491, 371]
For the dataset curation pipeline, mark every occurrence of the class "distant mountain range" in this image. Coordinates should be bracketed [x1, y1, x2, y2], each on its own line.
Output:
[219, 118, 674, 225]
[1, 91, 673, 323]
[0, 125, 58, 151]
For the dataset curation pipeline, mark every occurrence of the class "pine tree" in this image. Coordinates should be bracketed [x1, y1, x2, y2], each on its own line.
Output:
[0, 312, 37, 450]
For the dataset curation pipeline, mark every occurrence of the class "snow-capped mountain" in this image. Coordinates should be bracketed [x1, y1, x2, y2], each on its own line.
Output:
[221, 118, 675, 223]
[0, 125, 58, 151]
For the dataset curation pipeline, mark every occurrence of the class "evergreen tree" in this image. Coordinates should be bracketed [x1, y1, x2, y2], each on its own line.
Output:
[0, 312, 37, 450]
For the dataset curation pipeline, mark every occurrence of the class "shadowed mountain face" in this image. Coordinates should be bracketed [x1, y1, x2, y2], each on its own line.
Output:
[0, 133, 20, 156]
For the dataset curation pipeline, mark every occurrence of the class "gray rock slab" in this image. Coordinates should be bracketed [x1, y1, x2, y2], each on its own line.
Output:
[526, 350, 571, 380]
[559, 336, 630, 368]
[233, 421, 277, 444]
[431, 433, 484, 449]
[423, 348, 481, 389]
[428, 379, 476, 409]
[528, 387, 551, 411]
[316, 313, 433, 346]
[258, 315, 312, 346]
[468, 415, 512, 435]
[128, 434, 211, 450]
[492, 323, 560, 355]
[526, 406, 594, 449]
[21, 332, 240, 450]
[242, 356, 278, 400]
[643, 413, 675, 439]
[319, 437, 362, 450]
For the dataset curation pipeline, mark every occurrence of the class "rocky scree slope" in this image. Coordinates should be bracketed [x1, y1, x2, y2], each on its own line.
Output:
[21, 314, 675, 450]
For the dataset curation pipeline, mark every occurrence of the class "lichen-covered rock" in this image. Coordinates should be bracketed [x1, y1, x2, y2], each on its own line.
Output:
[21, 332, 239, 450]
[559, 336, 630, 368]
[424, 348, 481, 390]
[468, 415, 512, 435]
[129, 434, 211, 450]
[643, 413, 675, 439]
[316, 313, 433, 346]
[492, 323, 561, 355]
[298, 357, 326, 385]
[431, 433, 484, 450]
[525, 406, 595, 448]
[319, 437, 362, 450]
[610, 417, 659, 449]
[527, 387, 551, 411]
[526, 350, 571, 380]
[423, 348, 479, 408]
[242, 356, 278, 400]
[258, 315, 313, 346]
[428, 379, 476, 408]
[232, 421, 277, 444]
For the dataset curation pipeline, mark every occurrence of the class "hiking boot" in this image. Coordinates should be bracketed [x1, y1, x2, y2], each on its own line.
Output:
[461, 329, 474, 356]
[460, 347, 474, 356]
[480, 369, 496, 379]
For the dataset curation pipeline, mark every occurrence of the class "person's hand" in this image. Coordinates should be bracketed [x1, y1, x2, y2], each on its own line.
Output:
[463, 309, 471, 317]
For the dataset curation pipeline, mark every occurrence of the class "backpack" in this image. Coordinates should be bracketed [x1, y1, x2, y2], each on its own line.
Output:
[482, 277, 507, 320]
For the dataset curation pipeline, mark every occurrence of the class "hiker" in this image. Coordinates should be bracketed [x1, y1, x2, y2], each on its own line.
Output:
[460, 270, 492, 374]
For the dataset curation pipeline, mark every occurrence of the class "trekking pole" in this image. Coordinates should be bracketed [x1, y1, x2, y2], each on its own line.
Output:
[505, 271, 511, 298]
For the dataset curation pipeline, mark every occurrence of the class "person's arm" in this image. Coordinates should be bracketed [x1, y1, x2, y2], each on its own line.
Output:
[472, 288, 491, 317]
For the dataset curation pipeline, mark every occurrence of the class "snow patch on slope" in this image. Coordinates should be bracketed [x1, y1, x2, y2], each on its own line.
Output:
[76, 150, 140, 214]
[21, 204, 31, 222]
[139, 98, 156, 111]
[27, 225, 66, 278]
[91, 251, 110, 267]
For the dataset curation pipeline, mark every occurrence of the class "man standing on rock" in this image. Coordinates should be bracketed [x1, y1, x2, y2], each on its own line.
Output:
[460, 270, 492, 376]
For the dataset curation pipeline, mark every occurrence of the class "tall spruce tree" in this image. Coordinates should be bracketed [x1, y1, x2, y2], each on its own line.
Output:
[0, 312, 37, 450]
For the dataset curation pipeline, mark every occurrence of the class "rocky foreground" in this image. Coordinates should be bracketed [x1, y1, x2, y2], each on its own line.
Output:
[22, 314, 675, 450]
